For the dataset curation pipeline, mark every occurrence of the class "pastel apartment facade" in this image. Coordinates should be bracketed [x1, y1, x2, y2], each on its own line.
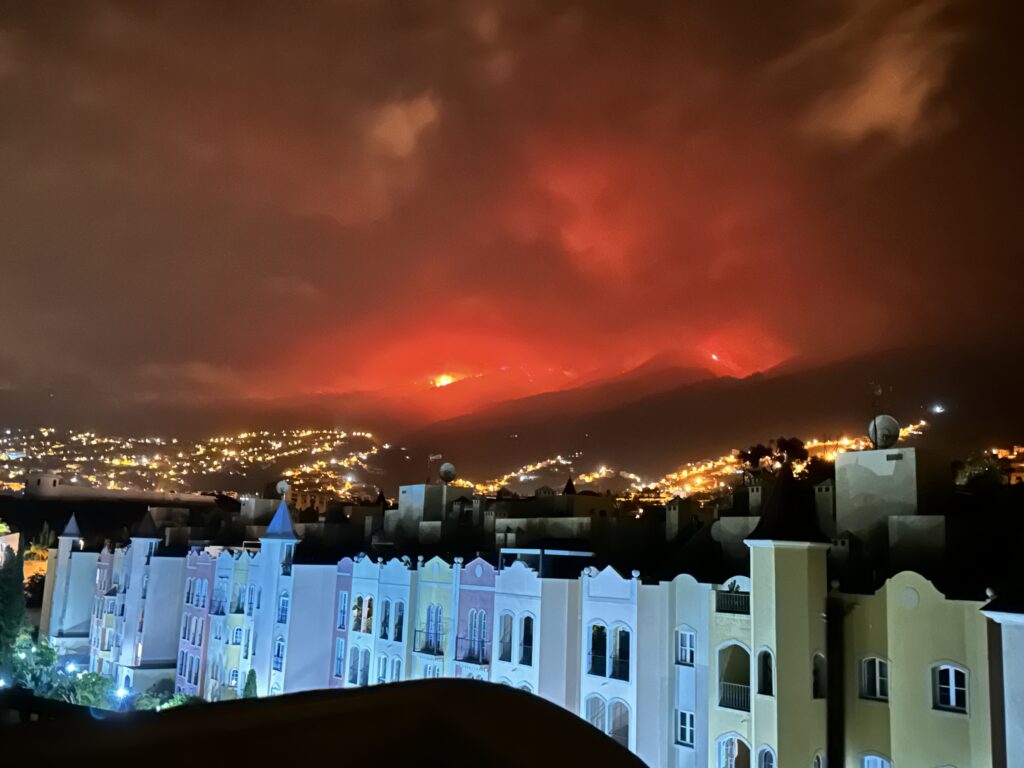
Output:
[62, 499, 1006, 767]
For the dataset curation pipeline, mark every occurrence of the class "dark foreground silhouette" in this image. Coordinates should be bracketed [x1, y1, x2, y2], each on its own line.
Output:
[3, 679, 645, 767]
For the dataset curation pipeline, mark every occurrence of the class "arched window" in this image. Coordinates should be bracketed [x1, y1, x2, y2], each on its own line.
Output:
[232, 627, 243, 644]
[812, 652, 827, 699]
[932, 663, 967, 713]
[394, 602, 405, 642]
[498, 612, 513, 662]
[518, 682, 533, 694]
[359, 648, 370, 686]
[716, 735, 751, 768]
[468, 609, 486, 662]
[229, 668, 239, 686]
[377, 653, 387, 684]
[757, 650, 774, 696]
[718, 644, 751, 711]
[589, 623, 608, 676]
[585, 694, 606, 732]
[352, 596, 363, 632]
[185, 578, 194, 603]
[519, 615, 534, 666]
[363, 597, 374, 634]
[272, 636, 285, 671]
[334, 637, 345, 677]
[758, 747, 776, 768]
[860, 657, 889, 701]
[608, 699, 630, 749]
[348, 646, 359, 685]
[426, 604, 443, 652]
[270, 683, 281, 696]
[277, 592, 290, 624]
[611, 626, 630, 681]
[862, 756, 890, 768]
[391, 657, 402, 682]
[247, 584, 256, 615]
[337, 591, 348, 630]
[380, 599, 391, 640]
[814, 752, 827, 768]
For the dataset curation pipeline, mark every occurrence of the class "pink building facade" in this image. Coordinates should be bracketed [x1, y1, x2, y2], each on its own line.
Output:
[176, 551, 215, 697]
[455, 556, 495, 680]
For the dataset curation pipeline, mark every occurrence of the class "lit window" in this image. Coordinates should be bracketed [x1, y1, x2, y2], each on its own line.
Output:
[932, 664, 967, 713]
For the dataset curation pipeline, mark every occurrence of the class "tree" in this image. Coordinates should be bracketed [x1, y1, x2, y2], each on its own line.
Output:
[739, 443, 773, 469]
[0, 545, 26, 668]
[776, 437, 808, 463]
[134, 679, 176, 711]
[70, 672, 115, 708]
[242, 668, 258, 698]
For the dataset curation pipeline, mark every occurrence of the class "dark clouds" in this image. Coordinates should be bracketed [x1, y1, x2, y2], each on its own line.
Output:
[0, 0, 1019, 418]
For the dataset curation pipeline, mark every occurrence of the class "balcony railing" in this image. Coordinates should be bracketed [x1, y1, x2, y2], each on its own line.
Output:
[716, 591, 750, 615]
[414, 629, 445, 656]
[588, 652, 607, 677]
[455, 637, 490, 665]
[719, 681, 750, 711]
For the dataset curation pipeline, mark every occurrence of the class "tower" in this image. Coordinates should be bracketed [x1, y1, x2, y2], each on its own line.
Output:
[253, 497, 299, 695]
[745, 468, 831, 767]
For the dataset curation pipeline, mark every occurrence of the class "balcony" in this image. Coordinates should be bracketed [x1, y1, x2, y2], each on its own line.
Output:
[455, 637, 490, 665]
[716, 591, 750, 615]
[414, 629, 445, 656]
[719, 681, 750, 711]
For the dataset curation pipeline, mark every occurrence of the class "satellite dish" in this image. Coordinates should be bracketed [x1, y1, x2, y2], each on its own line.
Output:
[276, 479, 290, 497]
[868, 415, 901, 450]
[438, 462, 458, 484]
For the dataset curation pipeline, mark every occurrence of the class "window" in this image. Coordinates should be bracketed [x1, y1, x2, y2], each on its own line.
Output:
[277, 592, 290, 624]
[426, 604, 443, 652]
[932, 664, 967, 713]
[861, 657, 889, 701]
[334, 638, 345, 677]
[348, 647, 359, 685]
[757, 650, 774, 696]
[177, 651, 186, 675]
[676, 710, 695, 746]
[229, 668, 239, 686]
[380, 600, 391, 640]
[812, 652, 827, 699]
[717, 736, 751, 768]
[608, 700, 630, 749]
[468, 608, 487, 661]
[359, 648, 370, 686]
[394, 602, 405, 642]
[498, 612, 513, 662]
[589, 623, 607, 676]
[247, 584, 255, 615]
[242, 628, 250, 659]
[585, 694, 606, 732]
[273, 636, 285, 671]
[676, 629, 695, 665]
[377, 653, 388, 684]
[232, 627, 242, 645]
[352, 596, 363, 632]
[862, 757, 891, 768]
[758, 748, 776, 768]
[363, 597, 374, 634]
[391, 657, 402, 682]
[814, 753, 827, 768]
[519, 615, 534, 666]
[337, 591, 348, 630]
[611, 626, 630, 681]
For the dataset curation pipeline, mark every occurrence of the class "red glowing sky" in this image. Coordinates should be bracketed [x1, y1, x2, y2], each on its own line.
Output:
[0, 1, 1020, 424]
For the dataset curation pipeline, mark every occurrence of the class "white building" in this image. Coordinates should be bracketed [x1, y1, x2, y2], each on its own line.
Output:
[111, 512, 187, 693]
[39, 514, 98, 662]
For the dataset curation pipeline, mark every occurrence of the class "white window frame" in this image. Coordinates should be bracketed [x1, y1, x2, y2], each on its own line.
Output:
[675, 709, 695, 747]
[676, 628, 695, 666]
[860, 657, 889, 701]
[932, 663, 967, 713]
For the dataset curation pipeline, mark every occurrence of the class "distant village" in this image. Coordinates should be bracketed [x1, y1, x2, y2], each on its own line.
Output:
[3, 417, 1023, 768]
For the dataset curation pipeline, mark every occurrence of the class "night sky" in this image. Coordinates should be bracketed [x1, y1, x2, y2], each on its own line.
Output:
[0, 1, 1020, 423]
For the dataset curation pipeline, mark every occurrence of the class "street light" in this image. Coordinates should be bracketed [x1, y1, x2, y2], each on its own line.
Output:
[115, 686, 129, 699]
[65, 662, 78, 673]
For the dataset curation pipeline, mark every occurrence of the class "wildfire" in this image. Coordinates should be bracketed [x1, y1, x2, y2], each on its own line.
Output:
[432, 374, 459, 388]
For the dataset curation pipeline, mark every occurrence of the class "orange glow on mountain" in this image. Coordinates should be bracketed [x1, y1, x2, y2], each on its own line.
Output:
[432, 373, 460, 388]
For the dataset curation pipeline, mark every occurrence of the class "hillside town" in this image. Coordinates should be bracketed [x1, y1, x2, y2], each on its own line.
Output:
[2, 416, 1020, 768]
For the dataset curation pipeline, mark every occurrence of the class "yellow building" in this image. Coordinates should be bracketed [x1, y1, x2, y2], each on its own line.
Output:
[837, 571, 992, 768]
